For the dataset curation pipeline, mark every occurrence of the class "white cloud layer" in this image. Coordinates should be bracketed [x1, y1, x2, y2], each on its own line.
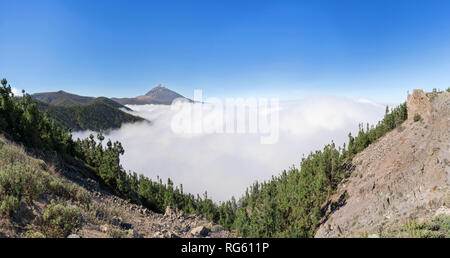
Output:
[73, 95, 386, 202]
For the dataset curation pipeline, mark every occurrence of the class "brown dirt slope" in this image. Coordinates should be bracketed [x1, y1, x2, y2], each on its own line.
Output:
[315, 90, 450, 237]
[0, 136, 232, 238]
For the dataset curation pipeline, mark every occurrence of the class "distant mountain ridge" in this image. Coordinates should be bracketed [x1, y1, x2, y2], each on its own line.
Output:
[33, 98, 144, 131]
[31, 90, 133, 111]
[30, 84, 189, 131]
[33, 85, 191, 107]
[32, 90, 95, 106]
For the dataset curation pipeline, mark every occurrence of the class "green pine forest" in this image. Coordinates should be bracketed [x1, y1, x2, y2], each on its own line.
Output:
[0, 78, 409, 237]
[32, 97, 144, 131]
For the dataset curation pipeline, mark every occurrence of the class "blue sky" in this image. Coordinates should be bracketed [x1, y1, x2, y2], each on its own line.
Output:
[1, 0, 450, 104]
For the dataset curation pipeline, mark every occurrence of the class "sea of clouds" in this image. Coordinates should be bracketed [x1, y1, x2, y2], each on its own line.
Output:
[72, 95, 386, 202]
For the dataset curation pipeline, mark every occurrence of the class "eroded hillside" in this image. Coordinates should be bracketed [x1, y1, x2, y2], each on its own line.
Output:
[316, 90, 450, 237]
[0, 136, 232, 238]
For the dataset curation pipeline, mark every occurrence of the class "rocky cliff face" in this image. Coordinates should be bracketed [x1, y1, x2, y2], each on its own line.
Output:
[315, 90, 450, 237]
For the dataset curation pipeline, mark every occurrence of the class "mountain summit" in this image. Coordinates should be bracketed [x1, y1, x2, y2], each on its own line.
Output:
[144, 84, 186, 101]
[30, 84, 191, 130]
[145, 84, 165, 95]
[112, 84, 191, 105]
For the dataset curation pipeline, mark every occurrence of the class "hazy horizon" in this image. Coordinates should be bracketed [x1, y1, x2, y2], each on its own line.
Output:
[2, 0, 450, 104]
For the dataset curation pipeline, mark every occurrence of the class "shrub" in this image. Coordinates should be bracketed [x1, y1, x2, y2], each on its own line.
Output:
[395, 215, 450, 238]
[25, 231, 46, 238]
[46, 177, 91, 206]
[41, 201, 83, 238]
[108, 228, 128, 238]
[0, 195, 20, 217]
[429, 214, 450, 237]
[0, 164, 43, 216]
[48, 179, 67, 197]
[413, 114, 421, 122]
[66, 183, 91, 206]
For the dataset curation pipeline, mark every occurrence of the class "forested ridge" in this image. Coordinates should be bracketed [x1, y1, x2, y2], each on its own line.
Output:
[0, 78, 218, 222]
[33, 97, 143, 131]
[31, 90, 94, 106]
[229, 103, 408, 237]
[1, 78, 410, 237]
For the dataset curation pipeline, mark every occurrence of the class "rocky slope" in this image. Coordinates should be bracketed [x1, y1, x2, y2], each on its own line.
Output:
[0, 136, 232, 238]
[315, 90, 450, 237]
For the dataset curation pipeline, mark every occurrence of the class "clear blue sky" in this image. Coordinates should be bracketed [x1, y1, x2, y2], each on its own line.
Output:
[1, 0, 450, 104]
